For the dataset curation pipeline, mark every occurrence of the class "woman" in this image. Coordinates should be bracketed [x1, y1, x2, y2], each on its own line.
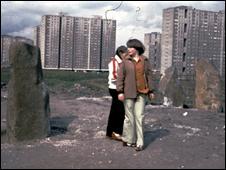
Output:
[117, 39, 155, 151]
[106, 45, 128, 141]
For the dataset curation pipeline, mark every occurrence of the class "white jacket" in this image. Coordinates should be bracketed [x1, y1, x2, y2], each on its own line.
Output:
[108, 55, 122, 89]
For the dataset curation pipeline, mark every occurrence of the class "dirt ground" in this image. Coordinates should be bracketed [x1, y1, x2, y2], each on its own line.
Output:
[1, 88, 225, 169]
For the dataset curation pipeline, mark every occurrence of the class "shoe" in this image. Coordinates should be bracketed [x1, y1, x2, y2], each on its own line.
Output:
[111, 132, 122, 141]
[135, 145, 143, 151]
[122, 141, 136, 147]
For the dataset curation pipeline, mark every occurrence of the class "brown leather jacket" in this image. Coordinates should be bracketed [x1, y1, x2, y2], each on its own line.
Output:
[116, 55, 155, 99]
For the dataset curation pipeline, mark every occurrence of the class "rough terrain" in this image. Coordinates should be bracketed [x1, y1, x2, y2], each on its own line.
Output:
[1, 88, 225, 169]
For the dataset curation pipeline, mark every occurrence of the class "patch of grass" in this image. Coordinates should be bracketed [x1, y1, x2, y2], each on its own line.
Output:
[1, 69, 109, 96]
[44, 70, 109, 96]
[43, 70, 108, 88]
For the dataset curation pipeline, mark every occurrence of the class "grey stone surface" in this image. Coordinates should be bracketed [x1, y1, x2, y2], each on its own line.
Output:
[6, 42, 50, 143]
[159, 67, 185, 107]
[195, 58, 222, 112]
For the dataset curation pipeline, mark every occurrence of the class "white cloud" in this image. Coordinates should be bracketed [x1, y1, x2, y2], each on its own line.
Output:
[9, 27, 34, 40]
[1, 1, 225, 48]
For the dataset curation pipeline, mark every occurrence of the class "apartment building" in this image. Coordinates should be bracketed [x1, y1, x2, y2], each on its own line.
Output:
[88, 16, 102, 70]
[101, 19, 116, 70]
[161, 6, 225, 80]
[144, 32, 161, 71]
[73, 17, 90, 70]
[39, 15, 61, 69]
[161, 6, 225, 106]
[33, 25, 41, 48]
[1, 35, 33, 68]
[34, 14, 116, 71]
[60, 16, 74, 69]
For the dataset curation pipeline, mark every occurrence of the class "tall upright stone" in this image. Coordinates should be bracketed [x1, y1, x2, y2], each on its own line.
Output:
[195, 58, 222, 112]
[6, 42, 50, 143]
[159, 67, 185, 107]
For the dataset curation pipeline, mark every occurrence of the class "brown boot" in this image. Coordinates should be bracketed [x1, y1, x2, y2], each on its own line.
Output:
[111, 132, 122, 141]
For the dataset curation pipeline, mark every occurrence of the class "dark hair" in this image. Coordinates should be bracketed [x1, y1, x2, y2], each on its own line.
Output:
[116, 45, 127, 58]
[126, 39, 145, 55]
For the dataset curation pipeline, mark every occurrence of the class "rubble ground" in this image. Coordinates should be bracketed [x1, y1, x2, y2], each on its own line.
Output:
[1, 89, 225, 169]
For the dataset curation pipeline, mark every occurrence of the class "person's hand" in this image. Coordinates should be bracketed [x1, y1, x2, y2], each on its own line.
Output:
[148, 93, 155, 100]
[118, 93, 125, 101]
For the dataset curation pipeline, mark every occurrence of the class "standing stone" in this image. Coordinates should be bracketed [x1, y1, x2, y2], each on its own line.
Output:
[195, 58, 222, 112]
[6, 42, 50, 143]
[159, 67, 185, 107]
[148, 71, 163, 105]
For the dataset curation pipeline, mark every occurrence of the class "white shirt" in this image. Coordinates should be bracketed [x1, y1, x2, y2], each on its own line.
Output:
[108, 55, 122, 89]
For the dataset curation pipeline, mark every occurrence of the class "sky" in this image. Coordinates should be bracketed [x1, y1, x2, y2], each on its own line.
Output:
[1, 1, 225, 48]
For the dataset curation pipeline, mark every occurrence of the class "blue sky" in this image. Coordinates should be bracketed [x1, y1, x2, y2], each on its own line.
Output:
[1, 1, 225, 48]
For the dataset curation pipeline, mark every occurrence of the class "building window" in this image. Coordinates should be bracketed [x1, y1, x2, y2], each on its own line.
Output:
[184, 23, 187, 33]
[183, 53, 186, 62]
[183, 38, 187, 47]
[185, 9, 188, 18]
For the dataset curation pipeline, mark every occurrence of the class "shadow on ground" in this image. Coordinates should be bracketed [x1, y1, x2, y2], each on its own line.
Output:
[50, 115, 78, 137]
[144, 129, 170, 149]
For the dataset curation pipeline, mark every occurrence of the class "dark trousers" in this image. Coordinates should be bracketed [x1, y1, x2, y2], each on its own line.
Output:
[106, 88, 125, 137]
